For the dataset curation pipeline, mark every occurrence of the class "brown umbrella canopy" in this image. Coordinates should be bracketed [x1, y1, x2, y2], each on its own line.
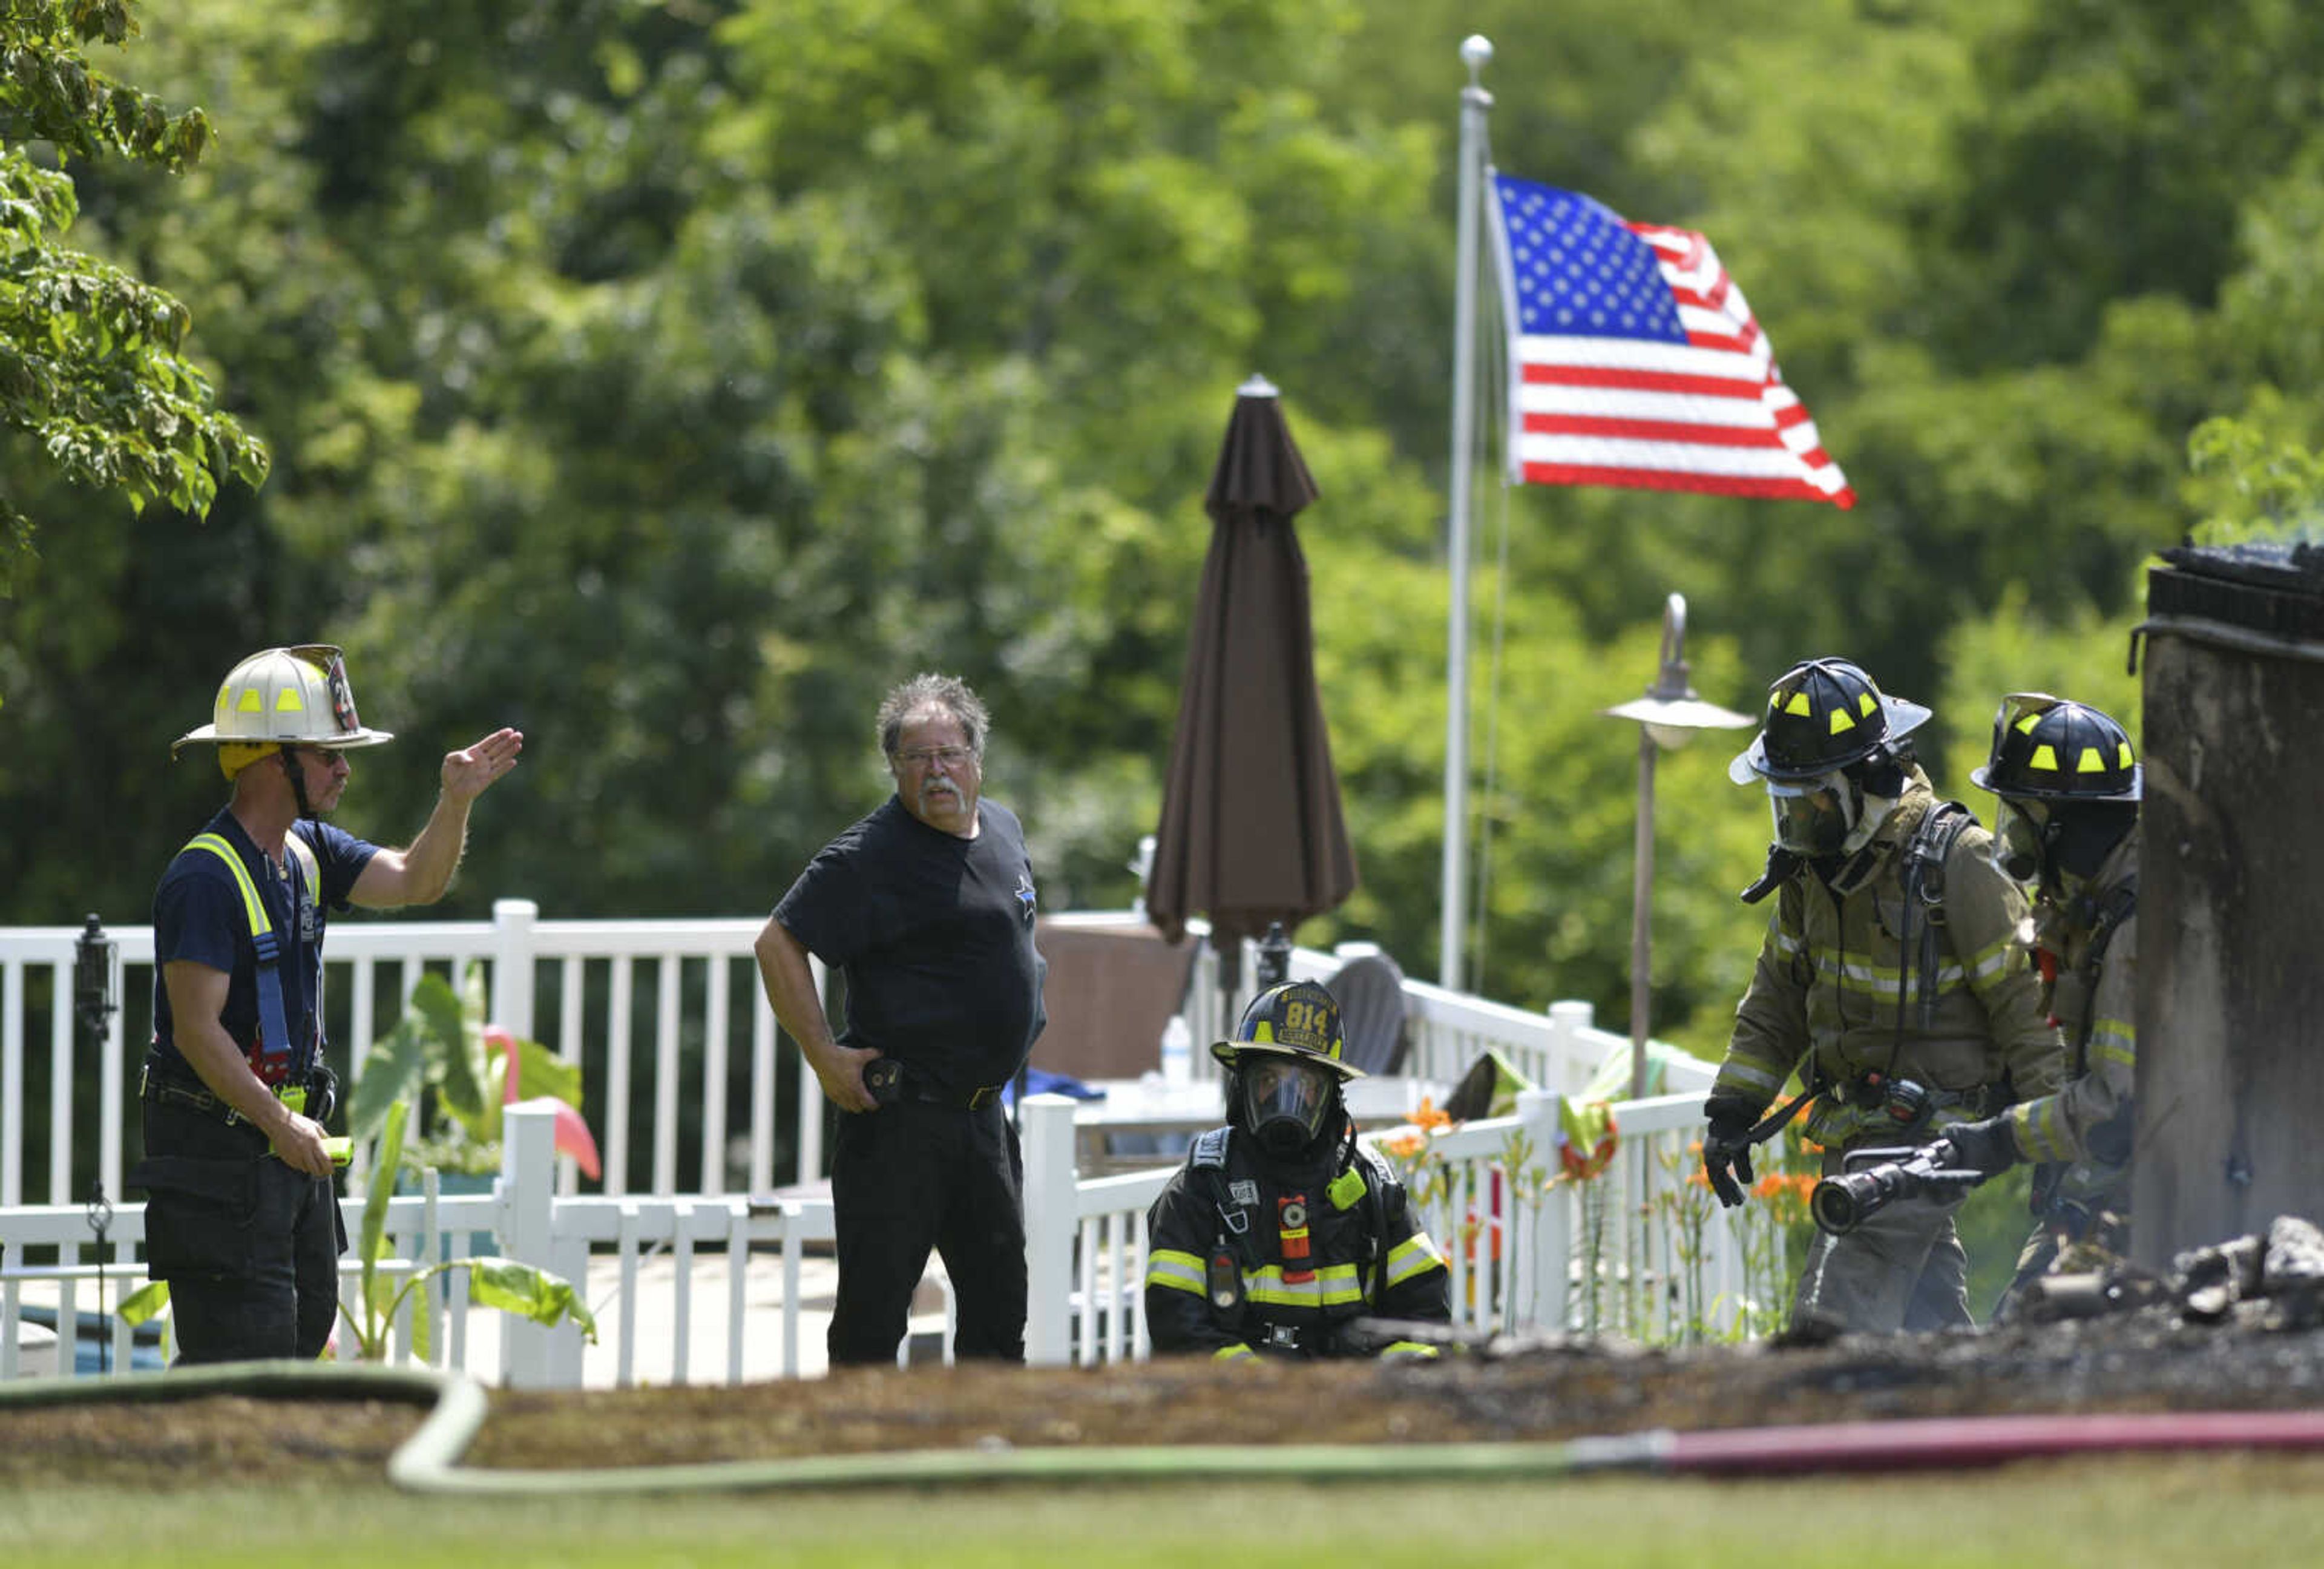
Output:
[1147, 378, 1358, 951]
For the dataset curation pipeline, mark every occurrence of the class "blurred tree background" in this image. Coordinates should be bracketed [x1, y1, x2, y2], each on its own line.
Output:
[7, 0, 2323, 1064]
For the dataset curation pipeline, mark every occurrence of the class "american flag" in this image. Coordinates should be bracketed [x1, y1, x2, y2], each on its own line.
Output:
[1489, 171, 1853, 507]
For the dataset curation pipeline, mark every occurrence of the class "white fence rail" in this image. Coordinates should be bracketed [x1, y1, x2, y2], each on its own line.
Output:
[6, 903, 1742, 1383]
[3, 904, 841, 1210]
[7, 1082, 1759, 1387]
[4, 903, 1680, 1211]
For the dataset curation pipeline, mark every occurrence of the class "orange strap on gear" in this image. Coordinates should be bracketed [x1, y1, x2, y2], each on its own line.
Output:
[1278, 1194, 1312, 1280]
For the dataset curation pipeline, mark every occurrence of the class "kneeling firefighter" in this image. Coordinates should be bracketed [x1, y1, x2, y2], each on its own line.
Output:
[1143, 981, 1451, 1360]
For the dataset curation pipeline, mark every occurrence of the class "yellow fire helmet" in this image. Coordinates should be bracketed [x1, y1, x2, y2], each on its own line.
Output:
[172, 645, 396, 763]
[1210, 979, 1365, 1082]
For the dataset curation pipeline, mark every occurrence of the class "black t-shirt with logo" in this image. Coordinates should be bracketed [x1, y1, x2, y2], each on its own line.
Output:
[774, 797, 1047, 1093]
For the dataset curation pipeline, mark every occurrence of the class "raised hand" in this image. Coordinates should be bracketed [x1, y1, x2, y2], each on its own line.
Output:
[441, 727, 525, 803]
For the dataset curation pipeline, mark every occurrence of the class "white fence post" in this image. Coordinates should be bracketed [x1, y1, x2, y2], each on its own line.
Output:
[491, 899, 539, 1041]
[1512, 1088, 1563, 1333]
[1020, 1093, 1079, 1367]
[499, 1103, 557, 1387]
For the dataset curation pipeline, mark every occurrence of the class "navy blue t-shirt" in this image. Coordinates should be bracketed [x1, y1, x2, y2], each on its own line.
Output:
[773, 797, 1048, 1093]
[151, 808, 379, 1085]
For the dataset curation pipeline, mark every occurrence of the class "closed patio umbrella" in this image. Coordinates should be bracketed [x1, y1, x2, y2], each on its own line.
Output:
[1147, 376, 1357, 1025]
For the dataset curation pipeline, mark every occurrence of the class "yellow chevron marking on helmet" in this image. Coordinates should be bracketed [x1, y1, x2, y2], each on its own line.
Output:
[237, 688, 264, 712]
[275, 688, 306, 713]
[2076, 747, 2106, 773]
[2117, 741, 2133, 768]
[1783, 691, 1811, 716]
[1859, 692, 1877, 717]
[2015, 712, 2041, 734]
[1829, 708, 1856, 734]
[2029, 744, 2059, 772]
[1250, 1021, 1276, 1043]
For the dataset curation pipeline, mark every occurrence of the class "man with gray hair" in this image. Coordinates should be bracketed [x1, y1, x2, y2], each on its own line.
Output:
[755, 673, 1048, 1365]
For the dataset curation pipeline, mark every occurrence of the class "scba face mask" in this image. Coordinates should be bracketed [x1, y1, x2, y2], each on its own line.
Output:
[1241, 1058, 1336, 1158]
[1992, 798, 2048, 883]
[1766, 772, 1859, 856]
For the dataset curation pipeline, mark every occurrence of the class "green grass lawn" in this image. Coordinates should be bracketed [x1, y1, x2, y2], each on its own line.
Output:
[10, 1456, 2324, 1568]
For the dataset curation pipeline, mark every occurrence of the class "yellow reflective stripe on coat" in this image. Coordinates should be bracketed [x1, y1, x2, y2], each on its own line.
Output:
[1716, 1055, 1790, 1100]
[1383, 1230, 1447, 1289]
[2011, 1097, 2073, 1163]
[186, 832, 272, 937]
[2089, 1018, 2135, 1070]
[1379, 1341, 1441, 1360]
[1807, 947, 1972, 1001]
[1244, 1262, 1368, 1309]
[1146, 1248, 1207, 1298]
[1213, 1344, 1259, 1363]
[1957, 932, 2020, 998]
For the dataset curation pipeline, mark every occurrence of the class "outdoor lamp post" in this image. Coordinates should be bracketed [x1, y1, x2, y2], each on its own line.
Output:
[74, 912, 117, 1048]
[1600, 595, 1754, 1099]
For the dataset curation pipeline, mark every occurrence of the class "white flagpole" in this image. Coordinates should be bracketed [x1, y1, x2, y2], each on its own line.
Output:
[1440, 35, 1492, 990]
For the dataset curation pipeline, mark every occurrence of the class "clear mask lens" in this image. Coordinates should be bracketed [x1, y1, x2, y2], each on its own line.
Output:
[1767, 773, 1856, 855]
[1243, 1059, 1333, 1154]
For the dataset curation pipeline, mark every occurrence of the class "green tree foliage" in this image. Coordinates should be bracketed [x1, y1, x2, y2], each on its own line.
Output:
[0, 0, 266, 591]
[10, 0, 2324, 1068]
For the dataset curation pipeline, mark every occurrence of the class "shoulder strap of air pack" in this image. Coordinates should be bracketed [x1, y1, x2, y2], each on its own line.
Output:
[184, 832, 302, 1075]
[1901, 801, 1975, 1030]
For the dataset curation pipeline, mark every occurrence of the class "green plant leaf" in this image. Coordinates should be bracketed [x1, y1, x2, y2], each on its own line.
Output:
[349, 1010, 430, 1145]
[464, 1257, 600, 1343]
[412, 973, 487, 1139]
[344, 1097, 412, 1360]
[447, 963, 497, 1143]
[116, 1278, 170, 1328]
[511, 1033, 583, 1109]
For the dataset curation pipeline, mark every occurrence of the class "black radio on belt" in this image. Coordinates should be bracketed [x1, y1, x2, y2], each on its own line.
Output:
[865, 1058, 903, 1107]
[1861, 1071, 1930, 1127]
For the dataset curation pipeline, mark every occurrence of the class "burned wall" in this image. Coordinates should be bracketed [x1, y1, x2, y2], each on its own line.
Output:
[2135, 544, 2324, 1266]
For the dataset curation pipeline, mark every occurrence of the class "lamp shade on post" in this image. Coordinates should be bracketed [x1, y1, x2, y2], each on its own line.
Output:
[1599, 594, 1754, 1099]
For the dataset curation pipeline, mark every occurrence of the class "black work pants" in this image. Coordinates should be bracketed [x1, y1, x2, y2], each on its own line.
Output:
[133, 1099, 345, 1365]
[827, 1097, 1026, 1367]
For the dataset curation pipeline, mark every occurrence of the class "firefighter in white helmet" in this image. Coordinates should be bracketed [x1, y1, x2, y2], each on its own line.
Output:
[129, 645, 524, 1364]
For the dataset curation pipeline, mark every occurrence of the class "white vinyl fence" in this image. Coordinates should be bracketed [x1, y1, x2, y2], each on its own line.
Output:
[5, 902, 1753, 1384]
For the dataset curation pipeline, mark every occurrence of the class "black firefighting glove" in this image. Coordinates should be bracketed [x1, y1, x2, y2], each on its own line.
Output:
[1701, 1094, 1760, 1209]
[1941, 1113, 2018, 1177]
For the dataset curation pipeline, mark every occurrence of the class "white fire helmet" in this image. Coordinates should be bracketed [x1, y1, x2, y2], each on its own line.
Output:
[172, 645, 395, 771]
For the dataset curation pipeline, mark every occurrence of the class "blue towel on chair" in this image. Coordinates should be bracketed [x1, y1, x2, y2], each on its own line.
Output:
[1002, 1067, 1106, 1106]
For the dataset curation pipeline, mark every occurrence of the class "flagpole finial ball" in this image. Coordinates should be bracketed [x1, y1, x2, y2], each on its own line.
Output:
[1461, 35, 1494, 72]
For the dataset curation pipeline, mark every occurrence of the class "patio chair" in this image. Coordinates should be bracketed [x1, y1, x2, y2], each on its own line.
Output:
[1324, 949, 1410, 1076]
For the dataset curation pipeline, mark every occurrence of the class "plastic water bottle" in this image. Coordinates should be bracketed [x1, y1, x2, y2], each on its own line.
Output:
[1160, 1016, 1192, 1085]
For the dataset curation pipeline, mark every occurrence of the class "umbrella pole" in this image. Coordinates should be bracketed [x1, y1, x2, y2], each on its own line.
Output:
[1213, 933, 1242, 1039]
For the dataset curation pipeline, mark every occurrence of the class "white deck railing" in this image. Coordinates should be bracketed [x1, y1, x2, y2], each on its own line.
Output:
[5, 902, 1739, 1382]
